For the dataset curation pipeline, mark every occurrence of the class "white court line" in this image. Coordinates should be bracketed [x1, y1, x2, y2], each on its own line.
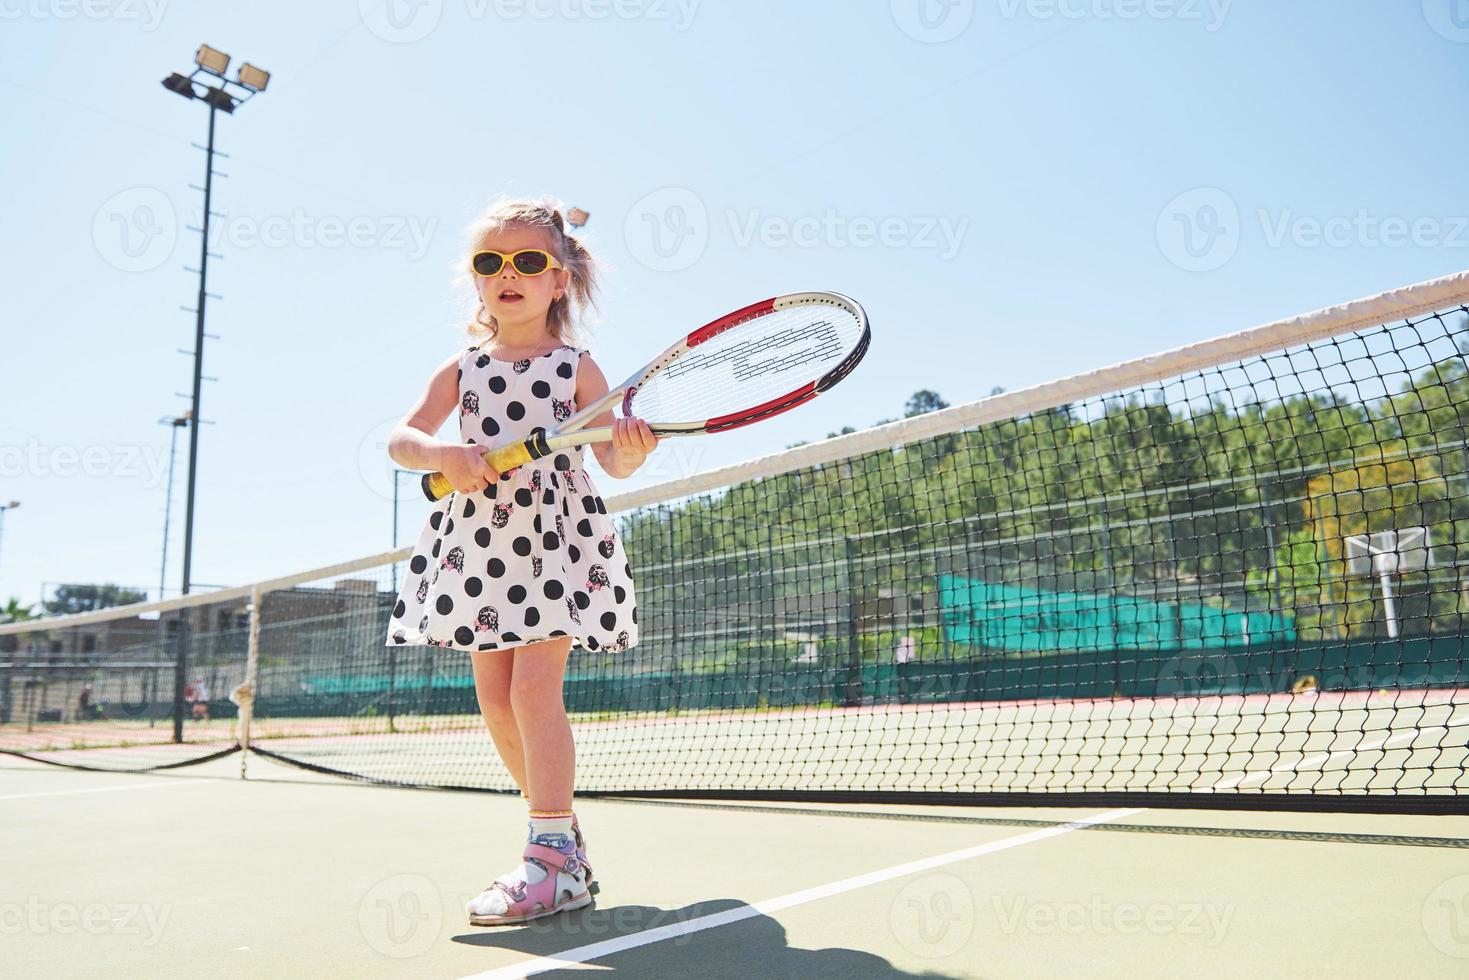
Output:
[0, 781, 188, 801]
[460, 807, 1146, 979]
[1210, 728, 1420, 791]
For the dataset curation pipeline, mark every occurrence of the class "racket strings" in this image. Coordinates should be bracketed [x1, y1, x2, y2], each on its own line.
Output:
[631, 305, 865, 424]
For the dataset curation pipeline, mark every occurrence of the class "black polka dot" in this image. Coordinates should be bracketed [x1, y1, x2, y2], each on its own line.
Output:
[543, 489, 555, 505]
[596, 497, 606, 515]
[585, 635, 600, 651]
[483, 482, 498, 499]
[561, 500, 570, 516]
[478, 641, 498, 651]
[488, 558, 506, 578]
[444, 518, 454, 535]
[614, 586, 626, 603]
[436, 595, 454, 615]
[624, 563, 631, 577]
[489, 376, 507, 394]
[550, 629, 567, 637]
[574, 591, 590, 610]
[465, 577, 482, 597]
[508, 584, 526, 604]
[577, 519, 593, 537]
[632, 606, 639, 624]
[544, 531, 560, 551]
[457, 368, 462, 382]
[461, 499, 476, 519]
[515, 488, 533, 507]
[581, 495, 597, 514]
[507, 401, 525, 421]
[533, 514, 543, 533]
[475, 528, 491, 547]
[455, 626, 474, 645]
[524, 607, 540, 627]
[532, 380, 551, 398]
[554, 454, 572, 471]
[557, 362, 573, 379]
[568, 544, 581, 563]
[543, 580, 564, 600]
[482, 417, 500, 438]
[501, 632, 521, 643]
[393, 599, 405, 617]
[600, 611, 617, 630]
[431, 539, 442, 558]
[430, 511, 444, 531]
[513, 536, 532, 556]
[410, 556, 428, 574]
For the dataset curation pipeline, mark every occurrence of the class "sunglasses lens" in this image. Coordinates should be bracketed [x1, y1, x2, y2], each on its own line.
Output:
[513, 251, 551, 275]
[472, 252, 504, 276]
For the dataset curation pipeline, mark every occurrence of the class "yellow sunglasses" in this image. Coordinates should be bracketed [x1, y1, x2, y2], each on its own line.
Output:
[471, 249, 564, 278]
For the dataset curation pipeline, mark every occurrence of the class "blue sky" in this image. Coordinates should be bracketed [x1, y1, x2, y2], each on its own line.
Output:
[2, 1, 1467, 607]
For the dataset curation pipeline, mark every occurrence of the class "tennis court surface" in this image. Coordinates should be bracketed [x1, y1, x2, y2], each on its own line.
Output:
[6, 271, 1469, 975]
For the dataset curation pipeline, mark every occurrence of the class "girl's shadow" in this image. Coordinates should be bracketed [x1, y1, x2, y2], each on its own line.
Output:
[453, 898, 965, 978]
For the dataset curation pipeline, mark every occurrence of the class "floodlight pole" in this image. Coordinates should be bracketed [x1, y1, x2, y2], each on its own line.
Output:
[162, 48, 269, 744]
[179, 102, 216, 603]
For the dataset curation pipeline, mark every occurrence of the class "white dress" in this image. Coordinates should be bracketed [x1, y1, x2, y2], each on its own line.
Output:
[385, 343, 638, 653]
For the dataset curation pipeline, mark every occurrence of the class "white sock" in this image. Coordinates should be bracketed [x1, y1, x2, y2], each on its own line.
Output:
[528, 814, 574, 850]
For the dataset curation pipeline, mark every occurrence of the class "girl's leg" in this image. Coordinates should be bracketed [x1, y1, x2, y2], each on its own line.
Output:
[465, 636, 590, 926]
[469, 649, 527, 796]
[509, 636, 576, 811]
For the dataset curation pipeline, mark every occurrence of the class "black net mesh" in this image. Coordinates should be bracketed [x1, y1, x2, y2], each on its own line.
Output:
[5, 295, 1469, 812]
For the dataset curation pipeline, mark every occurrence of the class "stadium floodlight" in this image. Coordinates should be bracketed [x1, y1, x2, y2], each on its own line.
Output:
[162, 72, 197, 100]
[237, 63, 270, 93]
[195, 44, 230, 76]
[1344, 527, 1434, 639]
[202, 87, 237, 113]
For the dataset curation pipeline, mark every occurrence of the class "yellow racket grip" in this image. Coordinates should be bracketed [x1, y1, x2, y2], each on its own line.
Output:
[419, 435, 546, 502]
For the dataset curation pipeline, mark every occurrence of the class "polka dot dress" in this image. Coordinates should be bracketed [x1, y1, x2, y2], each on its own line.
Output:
[386, 344, 638, 654]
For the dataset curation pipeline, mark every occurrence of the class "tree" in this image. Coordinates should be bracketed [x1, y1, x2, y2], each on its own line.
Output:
[42, 584, 149, 617]
[905, 390, 949, 418]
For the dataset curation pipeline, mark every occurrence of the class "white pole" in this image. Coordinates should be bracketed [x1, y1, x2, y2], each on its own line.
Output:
[1376, 562, 1400, 639]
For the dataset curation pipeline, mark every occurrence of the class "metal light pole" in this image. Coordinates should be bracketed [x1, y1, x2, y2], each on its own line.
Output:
[157, 414, 190, 603]
[161, 45, 270, 742]
[162, 45, 270, 599]
[0, 501, 18, 579]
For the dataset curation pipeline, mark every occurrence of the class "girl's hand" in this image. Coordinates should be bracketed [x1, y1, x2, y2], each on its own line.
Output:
[438, 442, 500, 495]
[609, 416, 658, 474]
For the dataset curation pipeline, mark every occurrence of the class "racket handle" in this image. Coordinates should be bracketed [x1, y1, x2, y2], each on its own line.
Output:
[418, 432, 550, 502]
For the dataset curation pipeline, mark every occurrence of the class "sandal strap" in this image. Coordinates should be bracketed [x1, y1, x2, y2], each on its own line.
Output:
[524, 841, 583, 877]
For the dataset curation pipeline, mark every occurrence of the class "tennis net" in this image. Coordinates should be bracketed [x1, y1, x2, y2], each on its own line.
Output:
[6, 270, 1469, 812]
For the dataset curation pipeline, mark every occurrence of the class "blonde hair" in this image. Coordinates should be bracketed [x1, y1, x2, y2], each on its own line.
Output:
[461, 197, 599, 345]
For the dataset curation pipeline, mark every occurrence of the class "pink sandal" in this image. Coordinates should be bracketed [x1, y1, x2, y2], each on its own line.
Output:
[571, 814, 597, 894]
[466, 836, 592, 927]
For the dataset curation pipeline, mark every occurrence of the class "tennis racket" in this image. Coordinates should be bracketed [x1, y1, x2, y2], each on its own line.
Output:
[420, 291, 870, 501]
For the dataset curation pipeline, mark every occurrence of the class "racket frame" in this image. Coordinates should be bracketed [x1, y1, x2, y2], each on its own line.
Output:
[420, 291, 868, 501]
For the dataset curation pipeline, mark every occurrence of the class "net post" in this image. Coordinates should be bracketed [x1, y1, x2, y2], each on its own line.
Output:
[237, 585, 263, 779]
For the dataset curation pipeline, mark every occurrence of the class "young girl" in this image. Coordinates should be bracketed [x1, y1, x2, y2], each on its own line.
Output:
[384, 198, 657, 926]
